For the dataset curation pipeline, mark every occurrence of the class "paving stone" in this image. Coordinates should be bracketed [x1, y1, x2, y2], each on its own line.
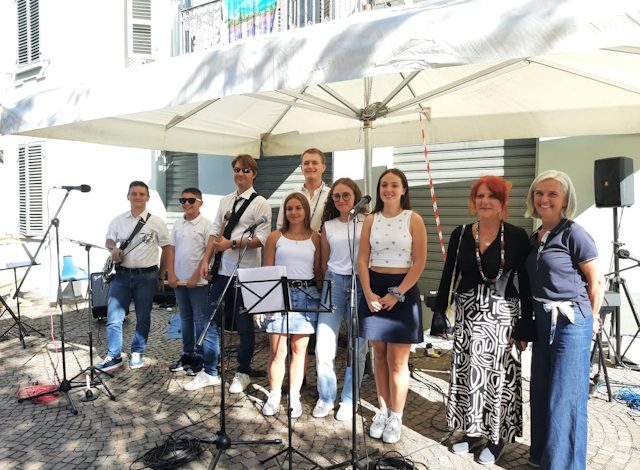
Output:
[2, 297, 640, 468]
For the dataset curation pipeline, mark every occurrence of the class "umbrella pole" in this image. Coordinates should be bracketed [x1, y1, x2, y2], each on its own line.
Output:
[363, 120, 373, 197]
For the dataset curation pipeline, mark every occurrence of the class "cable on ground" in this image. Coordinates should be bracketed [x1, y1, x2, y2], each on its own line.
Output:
[130, 435, 204, 470]
[367, 450, 429, 469]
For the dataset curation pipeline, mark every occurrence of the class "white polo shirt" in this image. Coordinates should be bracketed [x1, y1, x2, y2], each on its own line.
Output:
[106, 210, 170, 269]
[210, 187, 272, 276]
[171, 214, 213, 283]
[276, 182, 330, 232]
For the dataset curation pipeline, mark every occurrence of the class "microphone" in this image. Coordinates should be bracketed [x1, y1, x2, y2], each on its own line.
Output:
[243, 216, 268, 234]
[349, 195, 371, 215]
[55, 184, 92, 193]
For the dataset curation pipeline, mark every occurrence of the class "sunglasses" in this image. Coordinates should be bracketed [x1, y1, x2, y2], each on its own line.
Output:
[179, 197, 202, 204]
[233, 167, 252, 174]
[332, 192, 353, 202]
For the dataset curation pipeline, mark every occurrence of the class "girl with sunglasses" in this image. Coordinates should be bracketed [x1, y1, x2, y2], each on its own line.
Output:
[312, 178, 369, 421]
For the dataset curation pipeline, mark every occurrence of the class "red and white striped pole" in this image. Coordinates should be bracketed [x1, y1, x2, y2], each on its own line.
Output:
[419, 111, 447, 262]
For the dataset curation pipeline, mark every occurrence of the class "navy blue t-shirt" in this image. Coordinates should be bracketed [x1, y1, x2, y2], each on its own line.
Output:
[525, 219, 597, 317]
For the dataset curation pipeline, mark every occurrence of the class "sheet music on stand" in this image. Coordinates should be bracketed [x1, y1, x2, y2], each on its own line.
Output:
[237, 266, 333, 315]
[237, 266, 288, 315]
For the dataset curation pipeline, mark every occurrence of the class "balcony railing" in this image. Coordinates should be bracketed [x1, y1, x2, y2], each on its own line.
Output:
[180, 0, 367, 53]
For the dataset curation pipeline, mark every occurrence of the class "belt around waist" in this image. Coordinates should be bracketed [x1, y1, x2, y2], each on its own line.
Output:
[289, 279, 315, 288]
[116, 265, 158, 274]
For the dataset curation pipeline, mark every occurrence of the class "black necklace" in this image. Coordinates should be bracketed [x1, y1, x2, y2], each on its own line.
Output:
[474, 221, 505, 284]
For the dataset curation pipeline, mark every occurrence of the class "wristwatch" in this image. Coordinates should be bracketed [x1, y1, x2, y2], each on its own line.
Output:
[387, 286, 405, 302]
[231, 239, 238, 250]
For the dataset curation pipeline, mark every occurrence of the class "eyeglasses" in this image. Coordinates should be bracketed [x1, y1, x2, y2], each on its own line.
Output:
[332, 192, 353, 202]
[233, 167, 252, 174]
[179, 197, 202, 204]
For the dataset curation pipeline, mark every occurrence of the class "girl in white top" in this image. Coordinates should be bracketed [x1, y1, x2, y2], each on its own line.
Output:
[358, 168, 427, 444]
[260, 192, 321, 419]
[313, 178, 369, 421]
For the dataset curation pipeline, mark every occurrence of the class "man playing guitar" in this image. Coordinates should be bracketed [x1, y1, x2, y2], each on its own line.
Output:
[184, 155, 272, 392]
[97, 181, 170, 371]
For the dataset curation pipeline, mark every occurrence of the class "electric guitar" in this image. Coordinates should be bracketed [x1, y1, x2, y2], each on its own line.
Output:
[102, 233, 153, 284]
[208, 210, 231, 282]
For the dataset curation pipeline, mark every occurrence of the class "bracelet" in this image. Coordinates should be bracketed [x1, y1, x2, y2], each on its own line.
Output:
[387, 286, 405, 303]
[231, 240, 237, 250]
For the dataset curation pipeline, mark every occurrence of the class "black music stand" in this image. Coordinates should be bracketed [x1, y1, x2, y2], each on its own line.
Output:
[0, 262, 45, 348]
[193, 233, 281, 470]
[238, 270, 332, 470]
[69, 241, 116, 402]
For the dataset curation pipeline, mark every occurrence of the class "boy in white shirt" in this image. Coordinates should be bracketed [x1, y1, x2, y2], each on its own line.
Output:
[167, 188, 214, 376]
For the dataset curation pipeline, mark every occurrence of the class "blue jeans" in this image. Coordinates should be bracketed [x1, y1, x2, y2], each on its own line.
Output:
[198, 275, 255, 376]
[106, 269, 157, 358]
[174, 285, 208, 357]
[316, 271, 367, 404]
[530, 300, 593, 469]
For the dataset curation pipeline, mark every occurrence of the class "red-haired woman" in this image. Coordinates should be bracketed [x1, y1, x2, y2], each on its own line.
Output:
[433, 176, 534, 465]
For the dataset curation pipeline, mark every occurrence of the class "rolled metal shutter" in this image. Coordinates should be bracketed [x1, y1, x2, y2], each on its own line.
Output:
[393, 139, 537, 294]
[255, 153, 333, 229]
[165, 151, 199, 227]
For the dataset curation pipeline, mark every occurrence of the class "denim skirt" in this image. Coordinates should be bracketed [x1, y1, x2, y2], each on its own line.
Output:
[266, 285, 319, 334]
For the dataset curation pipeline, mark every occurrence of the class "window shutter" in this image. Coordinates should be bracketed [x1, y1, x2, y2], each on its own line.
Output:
[16, 0, 40, 66]
[128, 0, 152, 58]
[18, 143, 45, 236]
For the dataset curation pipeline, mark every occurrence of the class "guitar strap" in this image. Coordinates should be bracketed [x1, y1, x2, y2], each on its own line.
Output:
[222, 192, 259, 239]
[120, 213, 151, 252]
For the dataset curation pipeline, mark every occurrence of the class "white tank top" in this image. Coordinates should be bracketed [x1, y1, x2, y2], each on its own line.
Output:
[369, 210, 413, 268]
[275, 233, 315, 280]
[324, 217, 362, 275]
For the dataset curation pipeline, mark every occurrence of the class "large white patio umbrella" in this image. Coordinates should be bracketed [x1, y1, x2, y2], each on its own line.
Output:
[2, 0, 640, 194]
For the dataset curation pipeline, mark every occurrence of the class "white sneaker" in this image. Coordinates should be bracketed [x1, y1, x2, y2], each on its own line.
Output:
[312, 399, 334, 418]
[290, 396, 303, 419]
[335, 402, 353, 421]
[129, 352, 144, 369]
[262, 393, 281, 416]
[382, 414, 402, 444]
[369, 411, 388, 439]
[229, 372, 250, 394]
[183, 370, 222, 391]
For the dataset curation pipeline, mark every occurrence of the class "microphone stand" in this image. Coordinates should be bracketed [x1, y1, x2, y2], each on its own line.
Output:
[16, 189, 84, 414]
[195, 228, 281, 470]
[69, 241, 116, 402]
[324, 212, 375, 469]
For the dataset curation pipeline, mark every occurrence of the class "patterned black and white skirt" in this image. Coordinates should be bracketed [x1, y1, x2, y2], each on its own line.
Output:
[447, 283, 522, 444]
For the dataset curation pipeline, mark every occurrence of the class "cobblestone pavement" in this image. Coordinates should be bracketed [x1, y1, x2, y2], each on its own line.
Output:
[1, 294, 639, 469]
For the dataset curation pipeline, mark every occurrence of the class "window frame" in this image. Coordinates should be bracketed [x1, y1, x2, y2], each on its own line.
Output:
[18, 142, 45, 237]
[16, 0, 41, 69]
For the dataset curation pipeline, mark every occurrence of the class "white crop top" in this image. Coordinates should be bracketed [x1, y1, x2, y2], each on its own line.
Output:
[275, 234, 315, 280]
[324, 217, 362, 275]
[369, 210, 413, 268]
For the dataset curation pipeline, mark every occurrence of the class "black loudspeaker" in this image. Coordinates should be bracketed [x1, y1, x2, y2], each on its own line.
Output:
[594, 157, 634, 208]
[90, 272, 130, 319]
[90, 272, 109, 319]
